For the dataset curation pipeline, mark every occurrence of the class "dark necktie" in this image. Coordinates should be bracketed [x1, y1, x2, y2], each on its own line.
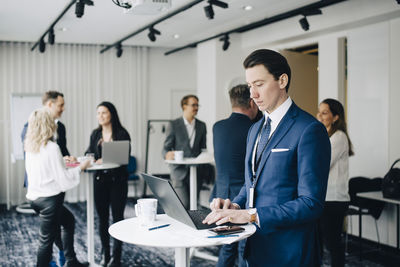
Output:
[256, 117, 271, 160]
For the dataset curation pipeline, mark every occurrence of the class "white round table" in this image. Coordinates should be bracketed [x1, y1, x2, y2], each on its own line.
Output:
[109, 214, 256, 267]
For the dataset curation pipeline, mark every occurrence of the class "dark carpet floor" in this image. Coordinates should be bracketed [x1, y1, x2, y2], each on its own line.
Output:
[1, 199, 399, 267]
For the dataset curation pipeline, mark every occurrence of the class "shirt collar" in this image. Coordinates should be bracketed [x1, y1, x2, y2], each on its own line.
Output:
[183, 116, 195, 127]
[263, 96, 292, 126]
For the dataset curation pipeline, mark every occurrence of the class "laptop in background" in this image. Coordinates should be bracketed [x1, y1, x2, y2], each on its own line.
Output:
[141, 173, 217, 230]
[102, 140, 130, 165]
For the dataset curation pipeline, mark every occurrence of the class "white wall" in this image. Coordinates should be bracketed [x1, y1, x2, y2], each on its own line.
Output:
[147, 47, 197, 120]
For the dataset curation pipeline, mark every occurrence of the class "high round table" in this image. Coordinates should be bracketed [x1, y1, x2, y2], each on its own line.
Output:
[85, 163, 120, 266]
[109, 214, 256, 267]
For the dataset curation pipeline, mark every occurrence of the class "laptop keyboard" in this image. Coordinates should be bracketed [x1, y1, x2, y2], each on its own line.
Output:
[187, 209, 216, 229]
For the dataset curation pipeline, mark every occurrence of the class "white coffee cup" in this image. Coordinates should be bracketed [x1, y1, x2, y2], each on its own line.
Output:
[174, 150, 184, 162]
[134, 198, 158, 226]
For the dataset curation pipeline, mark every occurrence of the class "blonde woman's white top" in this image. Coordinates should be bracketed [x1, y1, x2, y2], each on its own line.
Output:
[26, 141, 81, 201]
[325, 130, 350, 202]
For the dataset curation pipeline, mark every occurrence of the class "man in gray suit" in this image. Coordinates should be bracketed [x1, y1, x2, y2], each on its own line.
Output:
[162, 95, 207, 209]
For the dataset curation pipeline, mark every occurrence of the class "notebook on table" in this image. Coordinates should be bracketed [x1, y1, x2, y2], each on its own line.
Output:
[141, 173, 241, 230]
[102, 140, 130, 165]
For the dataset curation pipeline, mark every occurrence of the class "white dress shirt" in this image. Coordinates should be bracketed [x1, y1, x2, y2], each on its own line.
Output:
[252, 97, 293, 175]
[25, 141, 81, 201]
[183, 116, 196, 148]
[325, 130, 350, 202]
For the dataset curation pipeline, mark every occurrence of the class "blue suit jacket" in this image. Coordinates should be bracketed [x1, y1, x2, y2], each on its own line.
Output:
[233, 103, 331, 267]
[211, 113, 254, 201]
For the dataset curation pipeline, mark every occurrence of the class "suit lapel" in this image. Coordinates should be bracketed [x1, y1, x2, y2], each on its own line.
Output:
[192, 118, 201, 149]
[246, 118, 265, 180]
[255, 103, 299, 178]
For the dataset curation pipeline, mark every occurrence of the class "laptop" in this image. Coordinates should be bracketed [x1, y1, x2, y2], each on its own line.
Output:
[141, 173, 218, 230]
[102, 140, 130, 165]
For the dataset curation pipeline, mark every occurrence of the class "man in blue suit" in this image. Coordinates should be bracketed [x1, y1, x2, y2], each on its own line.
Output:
[204, 49, 331, 266]
[211, 84, 259, 267]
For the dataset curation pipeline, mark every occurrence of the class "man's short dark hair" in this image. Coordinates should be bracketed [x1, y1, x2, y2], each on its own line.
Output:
[181, 94, 199, 109]
[243, 49, 291, 92]
[42, 91, 64, 105]
[229, 84, 251, 109]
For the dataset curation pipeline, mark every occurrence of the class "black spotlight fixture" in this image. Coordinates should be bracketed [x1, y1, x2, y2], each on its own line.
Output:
[219, 34, 230, 51]
[48, 28, 55, 45]
[204, 0, 228, 20]
[299, 16, 309, 31]
[147, 26, 161, 42]
[116, 43, 123, 58]
[397, 0, 400, 4]
[204, 4, 214, 19]
[39, 38, 46, 53]
[299, 8, 322, 31]
[75, 0, 94, 18]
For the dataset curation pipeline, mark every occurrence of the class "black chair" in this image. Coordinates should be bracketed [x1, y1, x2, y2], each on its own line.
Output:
[346, 176, 385, 259]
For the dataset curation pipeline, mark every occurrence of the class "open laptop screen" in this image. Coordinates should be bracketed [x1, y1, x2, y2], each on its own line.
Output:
[102, 140, 130, 165]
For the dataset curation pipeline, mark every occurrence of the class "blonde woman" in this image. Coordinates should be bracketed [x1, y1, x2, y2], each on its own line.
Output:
[24, 108, 90, 267]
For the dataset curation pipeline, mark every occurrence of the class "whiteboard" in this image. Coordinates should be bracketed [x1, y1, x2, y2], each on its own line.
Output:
[10, 93, 42, 160]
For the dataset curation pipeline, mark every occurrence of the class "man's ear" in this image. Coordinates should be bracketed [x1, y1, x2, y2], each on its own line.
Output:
[279, 74, 288, 89]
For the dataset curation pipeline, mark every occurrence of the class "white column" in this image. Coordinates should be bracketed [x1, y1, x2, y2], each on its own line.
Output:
[318, 36, 346, 104]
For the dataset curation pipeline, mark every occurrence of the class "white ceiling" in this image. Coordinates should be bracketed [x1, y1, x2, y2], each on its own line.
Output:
[0, 0, 321, 50]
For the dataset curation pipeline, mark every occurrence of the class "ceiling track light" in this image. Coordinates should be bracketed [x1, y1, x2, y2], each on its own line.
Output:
[397, 0, 400, 4]
[39, 39, 46, 53]
[299, 16, 309, 31]
[204, 4, 214, 19]
[219, 34, 230, 51]
[48, 28, 55, 45]
[112, 0, 132, 9]
[208, 0, 228, 9]
[298, 8, 321, 31]
[147, 26, 161, 42]
[116, 43, 123, 58]
[75, 0, 94, 18]
[31, 0, 77, 52]
[166, 0, 346, 56]
[204, 0, 228, 20]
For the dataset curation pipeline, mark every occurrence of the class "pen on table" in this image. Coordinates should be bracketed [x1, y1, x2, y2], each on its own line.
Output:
[148, 224, 171, 231]
[207, 234, 239, 238]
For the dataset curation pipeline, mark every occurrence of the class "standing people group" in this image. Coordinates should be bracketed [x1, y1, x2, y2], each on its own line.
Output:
[23, 49, 354, 267]
[21, 91, 77, 266]
[210, 84, 259, 267]
[203, 49, 331, 266]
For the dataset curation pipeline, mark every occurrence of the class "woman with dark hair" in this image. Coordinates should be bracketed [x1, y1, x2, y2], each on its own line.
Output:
[317, 98, 354, 267]
[86, 101, 131, 267]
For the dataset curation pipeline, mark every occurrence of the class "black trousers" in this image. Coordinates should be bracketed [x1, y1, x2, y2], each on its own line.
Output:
[320, 201, 349, 267]
[94, 173, 128, 257]
[30, 193, 76, 267]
